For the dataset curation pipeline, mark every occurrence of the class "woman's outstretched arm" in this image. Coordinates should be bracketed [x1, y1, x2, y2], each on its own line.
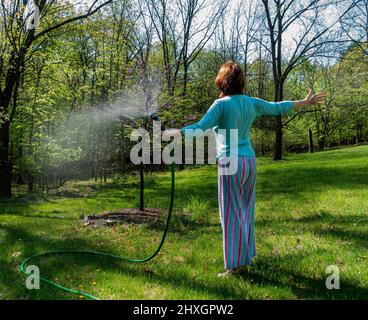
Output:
[253, 90, 326, 117]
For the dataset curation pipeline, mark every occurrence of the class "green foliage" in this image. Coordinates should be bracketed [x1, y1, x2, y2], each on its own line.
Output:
[1, 1, 367, 194]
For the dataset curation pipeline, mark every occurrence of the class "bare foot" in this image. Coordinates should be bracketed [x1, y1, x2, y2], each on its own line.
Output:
[217, 269, 236, 278]
[218, 266, 254, 277]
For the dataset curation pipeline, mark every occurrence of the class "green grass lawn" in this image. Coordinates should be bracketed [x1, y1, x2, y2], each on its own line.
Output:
[1, 145, 368, 300]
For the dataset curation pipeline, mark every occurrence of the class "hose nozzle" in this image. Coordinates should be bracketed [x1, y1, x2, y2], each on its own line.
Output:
[149, 112, 166, 130]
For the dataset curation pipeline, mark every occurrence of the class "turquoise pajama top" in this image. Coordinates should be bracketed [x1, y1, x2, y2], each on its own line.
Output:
[181, 95, 294, 159]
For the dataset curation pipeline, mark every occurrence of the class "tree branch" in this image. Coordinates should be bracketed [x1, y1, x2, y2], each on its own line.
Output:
[34, 0, 113, 40]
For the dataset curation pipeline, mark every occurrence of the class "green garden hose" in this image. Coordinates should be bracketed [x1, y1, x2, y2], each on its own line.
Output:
[19, 163, 176, 300]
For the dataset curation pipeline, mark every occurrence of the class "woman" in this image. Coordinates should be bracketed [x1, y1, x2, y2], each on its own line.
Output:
[163, 61, 326, 277]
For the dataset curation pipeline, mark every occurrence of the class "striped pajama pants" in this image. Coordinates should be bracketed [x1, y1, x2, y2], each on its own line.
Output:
[218, 156, 257, 270]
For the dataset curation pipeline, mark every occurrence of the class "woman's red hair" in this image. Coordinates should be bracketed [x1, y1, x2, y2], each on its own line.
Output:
[215, 61, 245, 98]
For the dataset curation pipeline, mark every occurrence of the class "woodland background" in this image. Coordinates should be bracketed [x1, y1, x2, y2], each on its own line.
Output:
[0, 0, 367, 198]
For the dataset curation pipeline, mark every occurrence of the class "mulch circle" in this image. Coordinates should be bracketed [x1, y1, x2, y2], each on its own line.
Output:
[82, 208, 166, 228]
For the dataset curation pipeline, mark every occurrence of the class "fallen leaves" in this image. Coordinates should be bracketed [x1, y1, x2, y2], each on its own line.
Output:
[11, 251, 22, 258]
[174, 256, 186, 263]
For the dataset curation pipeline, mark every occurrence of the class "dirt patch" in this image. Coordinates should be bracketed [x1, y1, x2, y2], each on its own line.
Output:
[82, 208, 165, 228]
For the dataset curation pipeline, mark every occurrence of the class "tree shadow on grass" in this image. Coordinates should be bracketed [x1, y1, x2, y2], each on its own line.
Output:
[173, 164, 368, 206]
[257, 165, 368, 202]
[256, 211, 368, 249]
[2, 222, 367, 300]
[0, 223, 136, 299]
[0, 223, 236, 300]
[239, 254, 368, 300]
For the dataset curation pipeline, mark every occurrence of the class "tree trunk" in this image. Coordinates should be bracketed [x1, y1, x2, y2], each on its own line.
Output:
[274, 80, 284, 161]
[17, 142, 24, 185]
[0, 120, 12, 198]
[309, 129, 314, 153]
[180, 59, 193, 167]
[27, 174, 34, 194]
[318, 136, 326, 151]
[0, 61, 19, 198]
[319, 114, 329, 151]
[182, 62, 189, 97]
[139, 163, 144, 211]
[274, 116, 283, 160]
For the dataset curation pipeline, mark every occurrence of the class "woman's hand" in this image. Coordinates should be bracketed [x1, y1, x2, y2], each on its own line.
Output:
[162, 129, 182, 140]
[293, 90, 327, 110]
[305, 89, 327, 106]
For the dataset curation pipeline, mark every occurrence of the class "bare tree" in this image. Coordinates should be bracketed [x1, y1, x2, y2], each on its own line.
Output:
[145, 0, 229, 96]
[259, 0, 357, 160]
[340, 0, 368, 54]
[0, 0, 113, 198]
[215, 0, 262, 92]
[144, 0, 178, 94]
[176, 0, 230, 96]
